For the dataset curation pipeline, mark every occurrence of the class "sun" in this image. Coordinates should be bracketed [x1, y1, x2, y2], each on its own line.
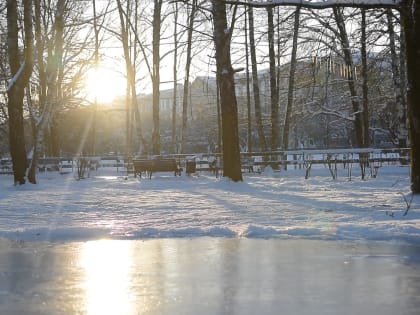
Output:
[85, 66, 126, 104]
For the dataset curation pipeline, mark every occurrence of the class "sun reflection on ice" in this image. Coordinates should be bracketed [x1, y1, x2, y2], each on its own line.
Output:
[80, 240, 136, 315]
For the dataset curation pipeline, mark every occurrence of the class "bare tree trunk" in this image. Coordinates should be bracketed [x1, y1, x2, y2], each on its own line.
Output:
[333, 8, 364, 148]
[89, 0, 100, 157]
[402, 0, 420, 192]
[282, 7, 300, 155]
[276, 7, 282, 129]
[248, 7, 267, 152]
[267, 7, 279, 153]
[131, 73, 143, 156]
[7, 0, 34, 185]
[387, 9, 407, 148]
[117, 0, 144, 158]
[181, 0, 197, 154]
[399, 24, 407, 148]
[212, 0, 242, 181]
[152, 0, 162, 155]
[216, 79, 222, 154]
[172, 2, 179, 154]
[28, 0, 65, 184]
[117, 0, 133, 158]
[360, 8, 370, 147]
[29, 0, 43, 167]
[131, 0, 144, 156]
[244, 8, 252, 152]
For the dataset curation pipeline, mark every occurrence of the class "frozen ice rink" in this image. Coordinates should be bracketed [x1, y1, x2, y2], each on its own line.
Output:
[0, 238, 419, 315]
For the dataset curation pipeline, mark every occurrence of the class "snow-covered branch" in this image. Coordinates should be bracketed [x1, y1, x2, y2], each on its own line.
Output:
[313, 108, 352, 122]
[225, 0, 401, 9]
[6, 62, 26, 92]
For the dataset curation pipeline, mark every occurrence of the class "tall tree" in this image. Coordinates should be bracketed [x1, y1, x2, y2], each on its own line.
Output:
[27, 0, 66, 184]
[267, 6, 279, 152]
[172, 1, 179, 154]
[116, 0, 144, 157]
[387, 8, 407, 148]
[212, 0, 242, 181]
[244, 8, 252, 152]
[88, 0, 100, 156]
[6, 0, 34, 185]
[248, 7, 267, 152]
[401, 0, 420, 192]
[399, 24, 407, 147]
[117, 0, 134, 158]
[360, 8, 370, 147]
[333, 7, 365, 148]
[181, 0, 198, 154]
[282, 7, 301, 153]
[152, 0, 163, 155]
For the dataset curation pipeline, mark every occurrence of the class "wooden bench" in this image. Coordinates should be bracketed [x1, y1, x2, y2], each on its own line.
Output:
[197, 159, 220, 177]
[133, 158, 181, 179]
[132, 159, 153, 178]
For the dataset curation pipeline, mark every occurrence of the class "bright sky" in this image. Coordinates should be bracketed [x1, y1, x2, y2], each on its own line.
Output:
[85, 66, 127, 103]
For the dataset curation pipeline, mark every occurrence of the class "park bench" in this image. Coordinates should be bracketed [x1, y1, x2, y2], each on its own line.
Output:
[185, 156, 221, 177]
[37, 158, 60, 172]
[0, 158, 12, 175]
[133, 158, 181, 179]
[197, 158, 220, 176]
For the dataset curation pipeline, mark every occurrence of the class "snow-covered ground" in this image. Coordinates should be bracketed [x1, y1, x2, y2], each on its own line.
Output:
[1, 164, 419, 243]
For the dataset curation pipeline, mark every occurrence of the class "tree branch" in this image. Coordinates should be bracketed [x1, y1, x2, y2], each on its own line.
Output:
[224, 0, 401, 10]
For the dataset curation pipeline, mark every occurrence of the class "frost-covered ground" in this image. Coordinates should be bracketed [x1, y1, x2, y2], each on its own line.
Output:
[1, 164, 419, 243]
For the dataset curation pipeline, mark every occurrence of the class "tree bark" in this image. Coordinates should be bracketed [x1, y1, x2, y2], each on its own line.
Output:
[172, 1, 179, 154]
[116, 0, 145, 158]
[387, 9, 407, 148]
[248, 7, 267, 152]
[181, 0, 197, 154]
[212, 0, 243, 181]
[360, 8, 370, 147]
[267, 7, 279, 152]
[130, 1, 144, 156]
[244, 8, 252, 152]
[402, 0, 420, 192]
[333, 7, 365, 148]
[89, 0, 99, 157]
[7, 0, 34, 185]
[28, 0, 65, 184]
[399, 23, 408, 148]
[29, 0, 43, 183]
[152, 0, 162, 155]
[116, 0, 133, 158]
[282, 7, 301, 153]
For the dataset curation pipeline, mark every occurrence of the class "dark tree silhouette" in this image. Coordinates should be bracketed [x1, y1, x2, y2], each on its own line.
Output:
[212, 0, 243, 182]
[6, 0, 33, 185]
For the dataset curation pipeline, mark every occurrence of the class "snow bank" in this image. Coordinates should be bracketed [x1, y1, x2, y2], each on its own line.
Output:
[0, 165, 419, 243]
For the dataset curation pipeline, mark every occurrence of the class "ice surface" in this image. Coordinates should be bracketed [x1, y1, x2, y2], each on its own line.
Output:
[1, 166, 419, 314]
[0, 238, 419, 315]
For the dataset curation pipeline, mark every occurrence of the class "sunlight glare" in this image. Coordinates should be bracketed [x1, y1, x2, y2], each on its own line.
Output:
[80, 240, 135, 315]
[85, 67, 125, 103]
